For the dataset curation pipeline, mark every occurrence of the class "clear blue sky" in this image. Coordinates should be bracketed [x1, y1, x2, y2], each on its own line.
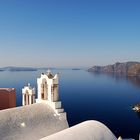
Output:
[0, 0, 140, 67]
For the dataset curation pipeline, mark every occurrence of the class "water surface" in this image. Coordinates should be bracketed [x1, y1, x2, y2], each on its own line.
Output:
[0, 70, 140, 139]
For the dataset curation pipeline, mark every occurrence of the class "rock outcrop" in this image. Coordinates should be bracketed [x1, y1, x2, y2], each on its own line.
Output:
[88, 62, 140, 76]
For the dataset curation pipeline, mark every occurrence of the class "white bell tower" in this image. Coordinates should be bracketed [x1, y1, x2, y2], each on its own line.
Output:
[22, 83, 35, 106]
[37, 70, 59, 102]
[36, 70, 66, 118]
[22, 70, 66, 119]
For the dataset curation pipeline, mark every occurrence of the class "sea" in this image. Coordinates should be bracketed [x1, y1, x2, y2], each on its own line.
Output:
[0, 69, 140, 139]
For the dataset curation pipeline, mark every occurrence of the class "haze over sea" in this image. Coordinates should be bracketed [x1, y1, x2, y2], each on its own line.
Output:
[0, 69, 140, 139]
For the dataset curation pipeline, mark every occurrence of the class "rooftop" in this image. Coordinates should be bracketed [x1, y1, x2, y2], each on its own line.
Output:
[0, 88, 15, 92]
[0, 103, 68, 140]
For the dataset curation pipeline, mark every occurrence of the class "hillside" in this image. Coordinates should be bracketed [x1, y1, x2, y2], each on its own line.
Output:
[88, 62, 140, 76]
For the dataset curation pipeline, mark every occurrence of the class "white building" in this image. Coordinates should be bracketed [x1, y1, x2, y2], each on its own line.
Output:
[22, 70, 66, 119]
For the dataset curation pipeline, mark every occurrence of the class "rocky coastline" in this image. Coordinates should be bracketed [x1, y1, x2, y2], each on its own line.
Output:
[88, 62, 140, 76]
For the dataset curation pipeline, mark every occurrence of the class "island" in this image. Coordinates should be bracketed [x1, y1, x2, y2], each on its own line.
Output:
[0, 67, 37, 72]
[72, 68, 81, 70]
[88, 62, 140, 76]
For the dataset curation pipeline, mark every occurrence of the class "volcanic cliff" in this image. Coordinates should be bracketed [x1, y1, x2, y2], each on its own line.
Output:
[88, 62, 140, 76]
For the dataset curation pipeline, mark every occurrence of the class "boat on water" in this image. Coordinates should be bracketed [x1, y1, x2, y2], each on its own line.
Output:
[132, 104, 140, 112]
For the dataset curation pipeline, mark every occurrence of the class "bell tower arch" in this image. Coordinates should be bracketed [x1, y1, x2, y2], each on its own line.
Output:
[22, 83, 35, 106]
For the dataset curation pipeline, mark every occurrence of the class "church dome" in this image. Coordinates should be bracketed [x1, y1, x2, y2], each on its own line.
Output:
[41, 120, 117, 140]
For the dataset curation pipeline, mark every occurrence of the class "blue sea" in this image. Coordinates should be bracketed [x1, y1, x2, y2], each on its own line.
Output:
[0, 69, 140, 139]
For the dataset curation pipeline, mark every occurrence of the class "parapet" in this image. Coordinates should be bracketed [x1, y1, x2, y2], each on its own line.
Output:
[0, 88, 15, 92]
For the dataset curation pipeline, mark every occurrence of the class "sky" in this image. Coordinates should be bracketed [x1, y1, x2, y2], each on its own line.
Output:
[0, 0, 140, 67]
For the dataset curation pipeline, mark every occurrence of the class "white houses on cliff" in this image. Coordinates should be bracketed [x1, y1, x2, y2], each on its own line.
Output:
[22, 70, 66, 119]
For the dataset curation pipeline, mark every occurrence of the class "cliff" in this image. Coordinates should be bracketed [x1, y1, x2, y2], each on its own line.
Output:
[88, 62, 140, 76]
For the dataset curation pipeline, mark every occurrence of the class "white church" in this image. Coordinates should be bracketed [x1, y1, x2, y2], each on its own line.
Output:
[22, 70, 66, 119]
